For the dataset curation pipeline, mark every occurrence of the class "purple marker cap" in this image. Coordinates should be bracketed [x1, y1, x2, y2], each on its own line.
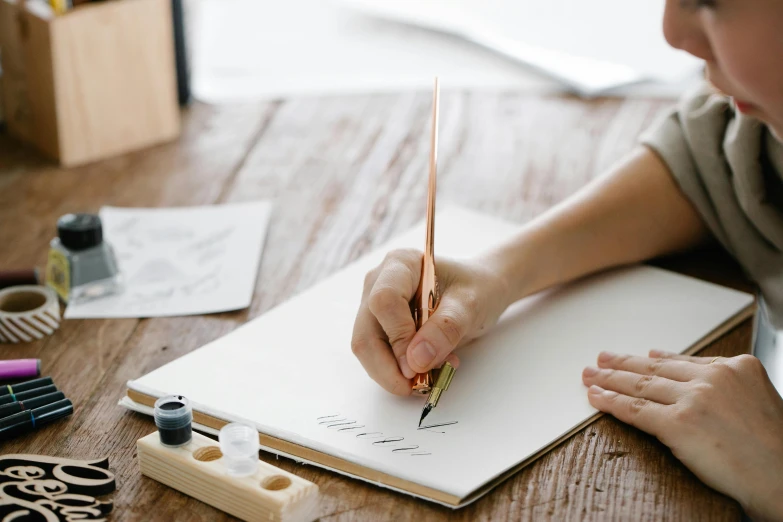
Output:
[0, 359, 41, 381]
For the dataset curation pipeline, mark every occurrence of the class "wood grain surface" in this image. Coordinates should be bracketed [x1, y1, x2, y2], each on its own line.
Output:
[0, 92, 752, 521]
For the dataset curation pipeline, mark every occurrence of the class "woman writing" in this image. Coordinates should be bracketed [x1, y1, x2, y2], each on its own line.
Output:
[351, 1, 783, 519]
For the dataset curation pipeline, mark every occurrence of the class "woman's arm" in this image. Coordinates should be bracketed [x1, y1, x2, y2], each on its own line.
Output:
[353, 145, 712, 390]
[487, 145, 712, 303]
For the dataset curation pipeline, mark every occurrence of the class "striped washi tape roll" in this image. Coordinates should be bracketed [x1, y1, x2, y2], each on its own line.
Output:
[0, 286, 60, 344]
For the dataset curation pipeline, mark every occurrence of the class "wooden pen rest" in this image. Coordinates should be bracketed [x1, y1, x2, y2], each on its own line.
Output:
[137, 431, 319, 522]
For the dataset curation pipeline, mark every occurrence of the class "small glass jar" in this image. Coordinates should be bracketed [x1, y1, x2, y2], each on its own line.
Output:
[46, 213, 122, 304]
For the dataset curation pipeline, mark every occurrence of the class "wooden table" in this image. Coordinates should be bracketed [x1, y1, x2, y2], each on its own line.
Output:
[0, 92, 752, 521]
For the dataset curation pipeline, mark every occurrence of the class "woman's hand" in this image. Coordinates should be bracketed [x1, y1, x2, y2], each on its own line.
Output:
[583, 350, 783, 521]
[351, 249, 511, 396]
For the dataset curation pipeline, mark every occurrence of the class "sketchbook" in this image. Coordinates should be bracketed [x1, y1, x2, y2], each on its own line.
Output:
[122, 207, 755, 508]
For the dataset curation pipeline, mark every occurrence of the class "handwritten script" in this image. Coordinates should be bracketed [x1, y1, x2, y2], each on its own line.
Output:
[317, 414, 458, 457]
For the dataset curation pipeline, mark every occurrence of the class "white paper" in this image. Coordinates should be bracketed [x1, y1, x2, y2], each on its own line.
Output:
[342, 0, 702, 94]
[65, 202, 272, 319]
[189, 0, 701, 103]
[125, 207, 753, 504]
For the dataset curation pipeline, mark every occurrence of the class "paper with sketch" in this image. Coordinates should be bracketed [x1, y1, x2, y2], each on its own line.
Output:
[64, 202, 272, 319]
[124, 208, 753, 506]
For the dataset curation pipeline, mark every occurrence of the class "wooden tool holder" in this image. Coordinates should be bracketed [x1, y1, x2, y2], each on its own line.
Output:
[0, 0, 180, 166]
[137, 431, 320, 522]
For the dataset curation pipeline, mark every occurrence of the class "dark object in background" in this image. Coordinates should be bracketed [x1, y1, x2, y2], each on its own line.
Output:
[172, 0, 190, 106]
[0, 269, 40, 290]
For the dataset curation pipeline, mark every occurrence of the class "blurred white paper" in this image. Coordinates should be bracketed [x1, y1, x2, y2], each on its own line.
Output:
[190, 0, 556, 102]
[190, 0, 700, 102]
[342, 0, 701, 95]
[64, 202, 272, 319]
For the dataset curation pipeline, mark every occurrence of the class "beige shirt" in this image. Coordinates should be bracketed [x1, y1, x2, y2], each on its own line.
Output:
[641, 85, 783, 328]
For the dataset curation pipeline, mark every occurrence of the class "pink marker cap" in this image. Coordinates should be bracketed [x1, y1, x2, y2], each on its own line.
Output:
[0, 359, 41, 381]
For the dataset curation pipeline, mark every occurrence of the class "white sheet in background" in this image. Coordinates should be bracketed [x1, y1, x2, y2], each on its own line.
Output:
[125, 207, 753, 505]
[190, 0, 702, 103]
[343, 0, 700, 89]
[64, 202, 272, 319]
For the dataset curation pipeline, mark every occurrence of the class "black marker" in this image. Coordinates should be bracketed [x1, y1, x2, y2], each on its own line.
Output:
[0, 384, 58, 406]
[0, 399, 73, 441]
[0, 377, 54, 396]
[0, 391, 66, 420]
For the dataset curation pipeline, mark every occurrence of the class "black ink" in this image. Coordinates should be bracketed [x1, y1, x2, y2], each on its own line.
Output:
[392, 446, 419, 452]
[355, 432, 383, 439]
[327, 421, 357, 429]
[417, 421, 458, 431]
[317, 414, 446, 456]
[372, 437, 404, 446]
[154, 396, 192, 447]
[338, 425, 365, 431]
[318, 417, 347, 424]
[416, 421, 458, 433]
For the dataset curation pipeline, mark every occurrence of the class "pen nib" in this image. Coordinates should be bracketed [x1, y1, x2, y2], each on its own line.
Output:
[418, 404, 432, 427]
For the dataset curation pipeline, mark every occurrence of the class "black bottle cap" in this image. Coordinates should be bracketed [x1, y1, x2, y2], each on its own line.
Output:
[57, 214, 103, 251]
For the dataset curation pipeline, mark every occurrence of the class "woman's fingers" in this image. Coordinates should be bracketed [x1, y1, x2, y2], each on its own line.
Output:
[597, 351, 701, 382]
[648, 349, 719, 365]
[406, 292, 475, 373]
[366, 250, 422, 379]
[351, 306, 412, 396]
[587, 385, 670, 438]
[582, 367, 683, 405]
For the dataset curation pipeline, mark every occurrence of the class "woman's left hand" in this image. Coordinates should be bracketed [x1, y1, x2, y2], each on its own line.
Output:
[583, 350, 783, 521]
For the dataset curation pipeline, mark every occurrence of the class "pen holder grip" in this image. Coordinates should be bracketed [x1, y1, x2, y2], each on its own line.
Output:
[137, 430, 320, 522]
[0, 0, 180, 166]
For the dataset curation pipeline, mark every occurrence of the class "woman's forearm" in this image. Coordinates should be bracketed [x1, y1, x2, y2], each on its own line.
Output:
[483, 146, 712, 305]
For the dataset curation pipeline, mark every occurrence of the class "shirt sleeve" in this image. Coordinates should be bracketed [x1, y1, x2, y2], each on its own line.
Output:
[638, 85, 736, 252]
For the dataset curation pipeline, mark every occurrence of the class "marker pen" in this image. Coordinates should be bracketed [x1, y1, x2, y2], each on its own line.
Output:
[0, 377, 54, 396]
[0, 359, 41, 381]
[0, 391, 66, 420]
[0, 399, 73, 441]
[0, 385, 58, 406]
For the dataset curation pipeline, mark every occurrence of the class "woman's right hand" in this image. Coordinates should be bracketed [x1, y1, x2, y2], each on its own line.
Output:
[351, 248, 511, 395]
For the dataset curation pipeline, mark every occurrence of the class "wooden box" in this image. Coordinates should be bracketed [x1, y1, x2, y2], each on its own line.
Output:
[0, 0, 180, 166]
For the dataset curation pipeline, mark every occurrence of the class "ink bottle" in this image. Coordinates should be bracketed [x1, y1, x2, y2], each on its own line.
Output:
[46, 213, 122, 304]
[154, 395, 193, 447]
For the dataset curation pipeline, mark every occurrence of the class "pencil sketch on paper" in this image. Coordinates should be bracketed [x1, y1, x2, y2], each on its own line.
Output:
[317, 413, 459, 456]
[63, 202, 272, 319]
